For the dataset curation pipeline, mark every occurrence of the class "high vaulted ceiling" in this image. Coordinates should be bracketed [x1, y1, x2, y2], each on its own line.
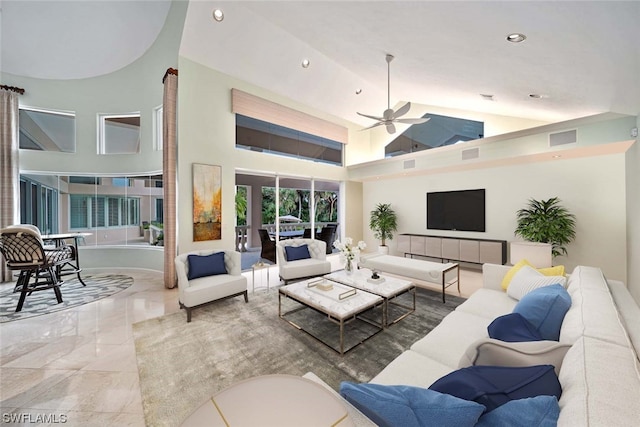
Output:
[3, 1, 640, 128]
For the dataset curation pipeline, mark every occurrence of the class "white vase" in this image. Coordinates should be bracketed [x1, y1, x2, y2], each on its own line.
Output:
[378, 245, 389, 255]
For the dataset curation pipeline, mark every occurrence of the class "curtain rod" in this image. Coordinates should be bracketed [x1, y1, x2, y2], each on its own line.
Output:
[0, 85, 25, 95]
[162, 68, 178, 84]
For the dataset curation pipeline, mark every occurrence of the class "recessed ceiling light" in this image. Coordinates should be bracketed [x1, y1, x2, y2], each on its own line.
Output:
[506, 33, 526, 43]
[355, 89, 362, 95]
[480, 94, 494, 101]
[552, 155, 562, 159]
[301, 59, 310, 68]
[212, 9, 224, 22]
[529, 93, 545, 99]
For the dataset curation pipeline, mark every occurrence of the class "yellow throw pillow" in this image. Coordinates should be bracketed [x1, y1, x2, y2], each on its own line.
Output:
[501, 259, 533, 290]
[538, 265, 566, 277]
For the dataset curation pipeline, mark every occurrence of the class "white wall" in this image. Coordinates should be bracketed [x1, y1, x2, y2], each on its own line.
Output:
[177, 57, 359, 254]
[362, 153, 628, 282]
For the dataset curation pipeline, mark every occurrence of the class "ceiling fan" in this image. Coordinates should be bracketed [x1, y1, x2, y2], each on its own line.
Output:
[358, 54, 430, 134]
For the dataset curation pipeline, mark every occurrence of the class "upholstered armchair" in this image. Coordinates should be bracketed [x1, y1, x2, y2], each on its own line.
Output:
[174, 249, 248, 322]
[276, 238, 331, 285]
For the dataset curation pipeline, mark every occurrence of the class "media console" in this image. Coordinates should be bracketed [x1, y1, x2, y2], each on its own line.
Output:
[397, 233, 507, 265]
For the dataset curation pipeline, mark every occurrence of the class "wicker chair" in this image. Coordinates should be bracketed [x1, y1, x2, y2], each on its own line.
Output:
[0, 226, 74, 312]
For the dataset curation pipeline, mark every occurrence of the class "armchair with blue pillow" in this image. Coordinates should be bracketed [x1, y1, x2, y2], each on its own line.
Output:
[174, 249, 248, 322]
[276, 238, 331, 285]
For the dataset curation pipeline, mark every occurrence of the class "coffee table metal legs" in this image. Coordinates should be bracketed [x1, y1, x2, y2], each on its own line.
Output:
[278, 291, 383, 355]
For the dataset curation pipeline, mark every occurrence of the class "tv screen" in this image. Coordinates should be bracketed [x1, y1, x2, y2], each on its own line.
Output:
[427, 189, 485, 232]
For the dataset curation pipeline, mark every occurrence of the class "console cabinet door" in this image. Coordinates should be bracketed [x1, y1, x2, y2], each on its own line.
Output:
[460, 240, 480, 263]
[397, 235, 411, 254]
[425, 237, 442, 258]
[480, 241, 504, 264]
[410, 236, 426, 256]
[441, 238, 459, 260]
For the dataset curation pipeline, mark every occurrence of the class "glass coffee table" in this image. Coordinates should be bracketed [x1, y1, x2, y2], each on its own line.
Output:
[325, 268, 416, 327]
[279, 278, 383, 355]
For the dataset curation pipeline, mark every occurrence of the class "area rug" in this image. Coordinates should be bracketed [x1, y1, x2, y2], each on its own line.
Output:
[0, 274, 134, 323]
[133, 287, 465, 427]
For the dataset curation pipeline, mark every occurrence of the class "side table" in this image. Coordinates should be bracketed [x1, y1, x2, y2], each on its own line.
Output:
[180, 374, 353, 426]
[252, 261, 270, 293]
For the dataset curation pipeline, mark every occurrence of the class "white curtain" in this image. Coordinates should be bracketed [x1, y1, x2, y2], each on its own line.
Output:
[0, 87, 21, 282]
[163, 69, 178, 288]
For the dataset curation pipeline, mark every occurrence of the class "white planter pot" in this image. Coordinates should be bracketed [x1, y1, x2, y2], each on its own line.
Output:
[378, 245, 389, 255]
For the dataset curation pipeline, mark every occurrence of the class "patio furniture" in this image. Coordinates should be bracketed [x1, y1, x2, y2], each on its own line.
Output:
[258, 229, 276, 263]
[175, 249, 248, 322]
[0, 226, 75, 312]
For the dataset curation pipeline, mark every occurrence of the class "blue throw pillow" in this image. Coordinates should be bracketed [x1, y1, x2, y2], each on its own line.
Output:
[429, 365, 561, 413]
[488, 313, 543, 342]
[513, 284, 571, 341]
[476, 396, 560, 427]
[339, 382, 485, 427]
[284, 244, 311, 261]
[187, 252, 227, 280]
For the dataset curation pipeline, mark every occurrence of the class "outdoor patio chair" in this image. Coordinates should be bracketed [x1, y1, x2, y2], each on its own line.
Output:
[0, 226, 74, 312]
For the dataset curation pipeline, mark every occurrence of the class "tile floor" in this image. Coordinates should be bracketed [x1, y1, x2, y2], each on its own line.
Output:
[0, 260, 483, 426]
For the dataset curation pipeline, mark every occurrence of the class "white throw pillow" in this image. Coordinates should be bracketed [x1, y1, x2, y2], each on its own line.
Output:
[507, 265, 567, 300]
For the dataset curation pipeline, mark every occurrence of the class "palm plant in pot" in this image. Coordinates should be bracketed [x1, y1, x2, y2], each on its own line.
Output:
[514, 197, 576, 258]
[369, 203, 398, 254]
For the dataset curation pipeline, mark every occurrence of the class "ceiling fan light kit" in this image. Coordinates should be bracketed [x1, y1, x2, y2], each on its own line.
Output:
[357, 54, 430, 134]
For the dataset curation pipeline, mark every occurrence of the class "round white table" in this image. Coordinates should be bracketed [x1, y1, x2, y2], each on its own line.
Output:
[181, 374, 353, 426]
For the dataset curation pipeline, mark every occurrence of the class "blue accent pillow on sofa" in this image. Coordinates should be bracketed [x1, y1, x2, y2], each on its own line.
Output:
[476, 395, 560, 426]
[428, 365, 561, 413]
[513, 284, 571, 341]
[339, 382, 485, 427]
[488, 313, 543, 342]
[285, 244, 311, 261]
[187, 252, 227, 280]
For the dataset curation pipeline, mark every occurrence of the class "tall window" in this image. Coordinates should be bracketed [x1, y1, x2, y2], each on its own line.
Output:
[19, 175, 59, 234]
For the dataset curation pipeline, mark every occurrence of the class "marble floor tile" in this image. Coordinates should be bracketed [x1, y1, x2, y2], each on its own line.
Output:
[0, 368, 76, 408]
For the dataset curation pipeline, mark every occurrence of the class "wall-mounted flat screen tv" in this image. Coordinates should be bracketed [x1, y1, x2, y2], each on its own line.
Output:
[427, 189, 485, 232]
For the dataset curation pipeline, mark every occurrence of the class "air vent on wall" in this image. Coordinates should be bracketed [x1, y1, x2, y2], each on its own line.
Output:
[404, 159, 416, 169]
[549, 129, 577, 147]
[461, 147, 479, 160]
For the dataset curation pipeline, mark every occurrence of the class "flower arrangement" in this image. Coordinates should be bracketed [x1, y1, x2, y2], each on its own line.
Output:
[333, 237, 366, 273]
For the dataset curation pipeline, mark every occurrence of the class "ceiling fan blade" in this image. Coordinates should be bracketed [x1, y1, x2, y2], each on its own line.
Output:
[385, 122, 396, 134]
[360, 121, 386, 131]
[357, 112, 385, 121]
[393, 102, 411, 118]
[395, 117, 431, 125]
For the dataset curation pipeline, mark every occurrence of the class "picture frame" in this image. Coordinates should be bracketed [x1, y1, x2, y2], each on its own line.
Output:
[192, 163, 222, 241]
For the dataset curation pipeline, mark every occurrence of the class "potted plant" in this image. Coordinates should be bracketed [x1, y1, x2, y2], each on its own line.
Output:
[514, 197, 576, 258]
[369, 203, 398, 254]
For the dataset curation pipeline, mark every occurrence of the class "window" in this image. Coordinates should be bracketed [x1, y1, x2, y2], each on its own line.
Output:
[236, 115, 343, 166]
[19, 107, 76, 153]
[19, 175, 59, 234]
[385, 113, 484, 157]
[71, 195, 139, 229]
[98, 113, 141, 154]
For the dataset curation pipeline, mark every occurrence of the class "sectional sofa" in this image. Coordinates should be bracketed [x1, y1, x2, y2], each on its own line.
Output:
[308, 263, 640, 426]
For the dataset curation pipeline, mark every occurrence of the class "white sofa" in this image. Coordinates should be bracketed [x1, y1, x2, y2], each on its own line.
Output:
[312, 264, 640, 425]
[175, 249, 248, 322]
[276, 238, 331, 284]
